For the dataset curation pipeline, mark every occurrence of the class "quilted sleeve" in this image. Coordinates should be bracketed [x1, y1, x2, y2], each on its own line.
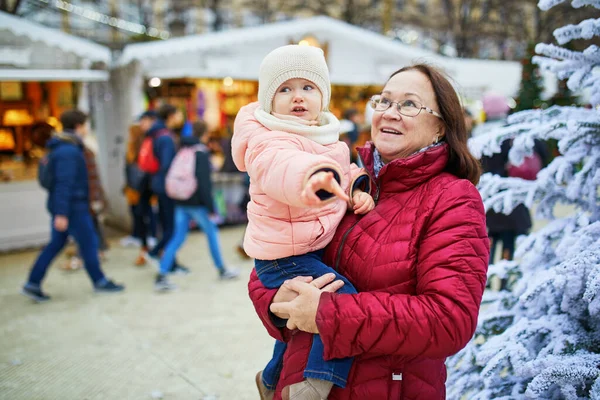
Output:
[316, 180, 489, 360]
[248, 269, 292, 342]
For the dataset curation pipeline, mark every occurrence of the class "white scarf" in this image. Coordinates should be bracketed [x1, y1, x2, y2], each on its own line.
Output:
[254, 108, 340, 146]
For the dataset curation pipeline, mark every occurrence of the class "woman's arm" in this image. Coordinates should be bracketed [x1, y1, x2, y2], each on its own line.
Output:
[315, 180, 489, 360]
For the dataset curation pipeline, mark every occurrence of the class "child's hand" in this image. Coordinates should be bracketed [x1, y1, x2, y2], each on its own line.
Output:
[352, 191, 375, 214]
[301, 171, 349, 206]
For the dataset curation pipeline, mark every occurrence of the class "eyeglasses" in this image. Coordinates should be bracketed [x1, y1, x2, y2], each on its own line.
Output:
[370, 95, 444, 120]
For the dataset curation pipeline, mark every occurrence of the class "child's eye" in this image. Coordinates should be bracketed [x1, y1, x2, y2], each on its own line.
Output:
[279, 87, 291, 93]
[303, 85, 314, 91]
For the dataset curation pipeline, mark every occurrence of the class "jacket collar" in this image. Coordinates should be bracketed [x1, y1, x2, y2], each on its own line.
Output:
[56, 130, 84, 147]
[358, 141, 449, 192]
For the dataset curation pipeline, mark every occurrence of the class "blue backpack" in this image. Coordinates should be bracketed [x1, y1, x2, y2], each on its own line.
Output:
[38, 153, 53, 190]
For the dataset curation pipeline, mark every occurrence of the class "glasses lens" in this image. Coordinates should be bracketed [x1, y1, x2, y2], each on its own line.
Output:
[371, 96, 390, 111]
[399, 100, 421, 117]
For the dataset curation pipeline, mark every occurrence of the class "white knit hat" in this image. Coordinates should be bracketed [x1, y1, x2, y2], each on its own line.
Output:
[258, 45, 331, 114]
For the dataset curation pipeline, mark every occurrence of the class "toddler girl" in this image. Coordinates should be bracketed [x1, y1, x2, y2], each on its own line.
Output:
[232, 45, 374, 400]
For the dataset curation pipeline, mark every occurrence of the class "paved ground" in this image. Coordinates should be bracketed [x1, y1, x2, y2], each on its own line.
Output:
[0, 225, 272, 400]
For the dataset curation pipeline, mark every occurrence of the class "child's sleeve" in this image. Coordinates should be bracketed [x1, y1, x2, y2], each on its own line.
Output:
[346, 163, 371, 208]
[233, 103, 346, 208]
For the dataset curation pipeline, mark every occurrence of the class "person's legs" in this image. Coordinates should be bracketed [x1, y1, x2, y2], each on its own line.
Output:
[187, 206, 225, 270]
[26, 217, 69, 287]
[261, 340, 287, 390]
[159, 207, 189, 276]
[149, 194, 175, 257]
[501, 231, 517, 261]
[255, 251, 356, 390]
[68, 209, 106, 286]
[488, 233, 499, 265]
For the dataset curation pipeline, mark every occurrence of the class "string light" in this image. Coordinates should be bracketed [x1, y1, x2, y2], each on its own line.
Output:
[38, 0, 170, 39]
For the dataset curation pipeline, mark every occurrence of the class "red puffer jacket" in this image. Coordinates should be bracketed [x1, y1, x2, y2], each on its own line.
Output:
[248, 142, 489, 399]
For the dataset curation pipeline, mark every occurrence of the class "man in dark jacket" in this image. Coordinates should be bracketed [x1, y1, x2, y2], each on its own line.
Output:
[144, 104, 188, 273]
[155, 121, 239, 291]
[21, 110, 124, 302]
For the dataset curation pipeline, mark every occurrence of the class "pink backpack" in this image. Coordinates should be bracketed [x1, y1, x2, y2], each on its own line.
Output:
[166, 145, 207, 200]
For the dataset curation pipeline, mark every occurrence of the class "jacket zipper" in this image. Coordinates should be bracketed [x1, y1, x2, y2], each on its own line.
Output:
[334, 153, 380, 270]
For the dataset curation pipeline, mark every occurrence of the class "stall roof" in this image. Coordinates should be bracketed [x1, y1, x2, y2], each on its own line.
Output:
[119, 16, 435, 66]
[0, 69, 109, 81]
[0, 11, 111, 64]
[118, 16, 525, 98]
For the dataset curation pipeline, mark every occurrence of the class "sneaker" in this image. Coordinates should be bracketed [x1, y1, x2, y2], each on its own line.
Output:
[119, 235, 141, 248]
[147, 237, 158, 249]
[154, 274, 177, 292]
[219, 267, 240, 280]
[21, 285, 51, 302]
[94, 279, 125, 293]
[171, 265, 191, 275]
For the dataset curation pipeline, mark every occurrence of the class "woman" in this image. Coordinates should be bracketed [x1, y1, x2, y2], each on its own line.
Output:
[248, 64, 489, 399]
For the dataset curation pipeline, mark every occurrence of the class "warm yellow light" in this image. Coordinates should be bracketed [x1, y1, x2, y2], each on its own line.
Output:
[298, 40, 310, 46]
[2, 109, 33, 126]
[223, 77, 234, 87]
[47, 116, 60, 129]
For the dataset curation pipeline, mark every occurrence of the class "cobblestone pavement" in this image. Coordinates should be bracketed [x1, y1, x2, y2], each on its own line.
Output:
[0, 226, 273, 400]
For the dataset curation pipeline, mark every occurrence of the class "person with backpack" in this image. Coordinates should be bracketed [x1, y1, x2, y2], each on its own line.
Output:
[22, 110, 125, 302]
[156, 120, 239, 291]
[138, 104, 189, 274]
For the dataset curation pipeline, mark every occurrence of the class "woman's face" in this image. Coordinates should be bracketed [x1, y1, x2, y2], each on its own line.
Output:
[371, 70, 445, 163]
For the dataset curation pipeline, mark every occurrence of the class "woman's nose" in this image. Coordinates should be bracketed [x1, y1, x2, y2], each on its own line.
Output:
[382, 106, 401, 120]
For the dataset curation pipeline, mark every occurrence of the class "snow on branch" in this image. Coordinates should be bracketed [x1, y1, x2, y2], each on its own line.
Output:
[554, 18, 600, 44]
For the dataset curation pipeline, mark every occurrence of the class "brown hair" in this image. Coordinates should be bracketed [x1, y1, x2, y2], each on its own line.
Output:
[389, 64, 481, 185]
[126, 124, 145, 164]
[60, 109, 87, 131]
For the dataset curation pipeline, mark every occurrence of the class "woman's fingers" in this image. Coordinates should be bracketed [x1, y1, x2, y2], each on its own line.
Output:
[310, 273, 337, 289]
[270, 302, 291, 316]
[321, 279, 345, 293]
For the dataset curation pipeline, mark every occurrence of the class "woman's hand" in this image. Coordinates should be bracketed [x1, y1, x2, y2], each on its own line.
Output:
[271, 276, 343, 334]
[271, 273, 345, 320]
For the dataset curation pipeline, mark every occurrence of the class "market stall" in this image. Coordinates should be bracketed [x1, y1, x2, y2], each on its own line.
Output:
[0, 11, 111, 251]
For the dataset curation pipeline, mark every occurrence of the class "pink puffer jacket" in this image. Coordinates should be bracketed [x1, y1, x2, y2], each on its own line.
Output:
[232, 102, 367, 260]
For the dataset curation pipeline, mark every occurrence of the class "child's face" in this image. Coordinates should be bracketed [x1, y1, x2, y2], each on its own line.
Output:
[272, 78, 322, 121]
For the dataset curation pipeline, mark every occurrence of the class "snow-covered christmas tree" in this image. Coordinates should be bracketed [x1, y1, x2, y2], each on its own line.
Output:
[446, 0, 600, 398]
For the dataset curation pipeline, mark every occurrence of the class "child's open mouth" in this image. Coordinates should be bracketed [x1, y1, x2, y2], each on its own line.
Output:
[291, 106, 308, 116]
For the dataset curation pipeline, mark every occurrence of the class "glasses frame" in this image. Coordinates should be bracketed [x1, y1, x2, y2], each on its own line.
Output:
[370, 95, 444, 120]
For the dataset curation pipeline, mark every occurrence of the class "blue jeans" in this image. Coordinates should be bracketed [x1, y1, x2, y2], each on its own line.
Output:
[255, 250, 356, 388]
[149, 193, 174, 258]
[159, 205, 225, 275]
[27, 208, 106, 288]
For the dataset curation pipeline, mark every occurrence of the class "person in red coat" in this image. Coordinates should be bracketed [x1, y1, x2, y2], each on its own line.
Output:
[249, 64, 489, 400]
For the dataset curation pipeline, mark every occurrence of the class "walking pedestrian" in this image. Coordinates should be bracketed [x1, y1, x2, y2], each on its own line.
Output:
[22, 110, 124, 302]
